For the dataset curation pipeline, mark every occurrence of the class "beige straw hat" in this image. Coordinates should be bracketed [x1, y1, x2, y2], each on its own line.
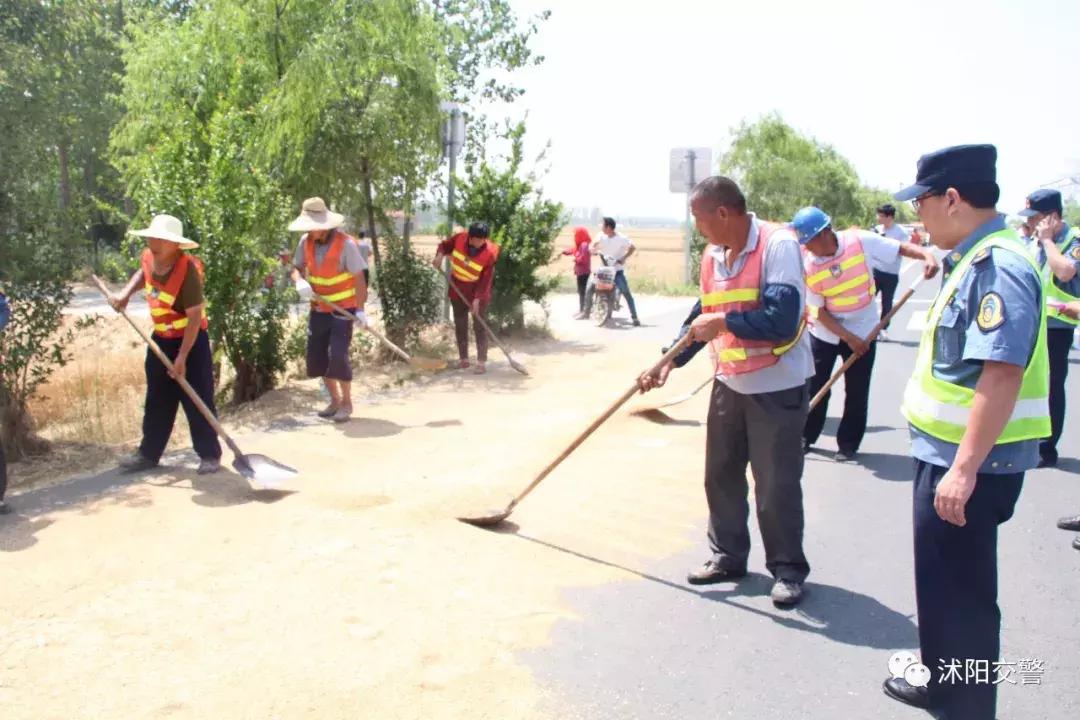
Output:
[287, 197, 345, 232]
[129, 214, 199, 249]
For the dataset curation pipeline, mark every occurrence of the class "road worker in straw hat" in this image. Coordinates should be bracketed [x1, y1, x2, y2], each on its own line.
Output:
[288, 197, 368, 422]
[109, 214, 223, 475]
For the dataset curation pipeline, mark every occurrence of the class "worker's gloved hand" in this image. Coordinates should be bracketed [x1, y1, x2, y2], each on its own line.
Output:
[294, 279, 314, 301]
[353, 309, 368, 327]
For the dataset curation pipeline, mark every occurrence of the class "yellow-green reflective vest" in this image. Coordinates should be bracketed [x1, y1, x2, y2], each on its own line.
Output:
[1042, 227, 1080, 326]
[902, 229, 1050, 444]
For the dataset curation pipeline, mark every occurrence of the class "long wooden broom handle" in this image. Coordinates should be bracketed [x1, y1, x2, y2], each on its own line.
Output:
[90, 274, 242, 456]
[808, 274, 926, 411]
[504, 333, 693, 512]
[308, 289, 415, 364]
[445, 278, 516, 359]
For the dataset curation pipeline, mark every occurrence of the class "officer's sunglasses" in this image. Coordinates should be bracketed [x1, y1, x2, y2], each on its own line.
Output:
[911, 190, 944, 212]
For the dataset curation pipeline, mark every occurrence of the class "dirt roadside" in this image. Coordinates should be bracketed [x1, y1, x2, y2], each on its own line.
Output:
[0, 295, 714, 720]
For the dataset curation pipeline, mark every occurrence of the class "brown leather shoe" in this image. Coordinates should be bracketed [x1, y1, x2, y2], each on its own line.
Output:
[687, 559, 746, 585]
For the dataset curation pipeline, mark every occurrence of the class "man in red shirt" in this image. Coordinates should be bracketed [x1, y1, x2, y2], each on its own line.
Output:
[433, 222, 499, 374]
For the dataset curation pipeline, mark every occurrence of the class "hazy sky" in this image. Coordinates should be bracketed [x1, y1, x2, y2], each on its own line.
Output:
[477, 0, 1080, 220]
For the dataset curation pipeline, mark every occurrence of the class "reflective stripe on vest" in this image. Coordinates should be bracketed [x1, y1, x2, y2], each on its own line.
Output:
[699, 221, 806, 376]
[803, 231, 876, 313]
[902, 229, 1050, 444]
[1043, 227, 1080, 326]
[449, 234, 497, 284]
[141, 249, 208, 339]
[305, 231, 358, 312]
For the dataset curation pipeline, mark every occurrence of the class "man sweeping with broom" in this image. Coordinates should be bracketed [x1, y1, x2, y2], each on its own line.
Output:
[108, 215, 222, 475]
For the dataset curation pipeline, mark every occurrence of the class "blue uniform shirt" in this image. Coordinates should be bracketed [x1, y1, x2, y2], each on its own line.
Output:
[1031, 224, 1080, 330]
[910, 215, 1044, 474]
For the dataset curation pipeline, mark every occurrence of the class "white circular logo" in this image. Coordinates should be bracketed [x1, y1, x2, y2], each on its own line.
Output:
[904, 662, 932, 688]
[888, 650, 920, 679]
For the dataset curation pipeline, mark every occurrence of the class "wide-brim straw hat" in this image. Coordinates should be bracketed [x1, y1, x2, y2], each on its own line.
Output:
[288, 197, 345, 232]
[129, 214, 199, 249]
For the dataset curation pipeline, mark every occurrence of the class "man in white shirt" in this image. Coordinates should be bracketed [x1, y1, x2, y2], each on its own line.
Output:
[639, 176, 812, 606]
[581, 217, 641, 326]
[795, 207, 939, 462]
[873, 204, 911, 341]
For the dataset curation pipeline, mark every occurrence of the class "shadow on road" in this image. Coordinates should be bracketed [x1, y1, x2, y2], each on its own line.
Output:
[507, 531, 918, 651]
[0, 512, 55, 553]
[808, 451, 913, 482]
[334, 416, 463, 440]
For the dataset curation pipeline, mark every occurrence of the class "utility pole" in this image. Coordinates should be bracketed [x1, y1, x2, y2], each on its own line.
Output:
[440, 102, 465, 322]
[670, 147, 711, 286]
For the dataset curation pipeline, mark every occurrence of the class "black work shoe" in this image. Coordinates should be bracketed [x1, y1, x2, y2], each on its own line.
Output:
[632, 318, 641, 327]
[118, 452, 158, 473]
[687, 559, 746, 585]
[770, 579, 804, 606]
[197, 458, 222, 476]
[1037, 456, 1057, 469]
[1073, 536, 1080, 551]
[802, 439, 812, 454]
[882, 677, 929, 709]
[1057, 514, 1080, 532]
[834, 449, 857, 463]
[0, 501, 11, 516]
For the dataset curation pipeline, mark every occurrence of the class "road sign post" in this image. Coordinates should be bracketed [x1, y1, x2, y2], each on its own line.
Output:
[669, 147, 711, 285]
[440, 103, 466, 322]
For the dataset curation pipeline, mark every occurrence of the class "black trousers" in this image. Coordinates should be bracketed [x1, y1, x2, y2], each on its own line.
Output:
[1040, 327, 1074, 463]
[576, 273, 589, 312]
[139, 330, 222, 463]
[913, 460, 1023, 720]
[451, 295, 488, 362]
[705, 380, 810, 582]
[873, 270, 899, 329]
[804, 335, 876, 453]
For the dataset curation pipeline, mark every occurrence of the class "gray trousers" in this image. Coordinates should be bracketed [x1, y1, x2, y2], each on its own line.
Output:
[705, 379, 811, 582]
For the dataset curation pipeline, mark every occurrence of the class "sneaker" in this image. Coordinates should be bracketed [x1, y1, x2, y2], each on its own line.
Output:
[317, 403, 339, 418]
[686, 559, 746, 585]
[118, 451, 158, 473]
[332, 407, 352, 423]
[473, 361, 486, 375]
[770, 578, 805, 606]
[834, 449, 857, 463]
[197, 458, 222, 475]
[0, 501, 11, 516]
[458, 359, 470, 370]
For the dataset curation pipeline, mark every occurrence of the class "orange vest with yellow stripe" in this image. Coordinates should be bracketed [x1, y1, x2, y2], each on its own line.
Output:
[141, 249, 208, 339]
[803, 230, 876, 319]
[700, 221, 806, 376]
[450, 233, 499, 284]
[305, 231, 359, 312]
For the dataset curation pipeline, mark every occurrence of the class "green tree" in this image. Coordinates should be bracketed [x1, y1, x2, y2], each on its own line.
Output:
[719, 114, 900, 229]
[454, 121, 563, 330]
[1064, 197, 1080, 228]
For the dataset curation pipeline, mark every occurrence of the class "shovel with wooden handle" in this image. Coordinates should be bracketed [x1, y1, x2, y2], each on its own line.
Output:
[298, 280, 447, 372]
[457, 334, 692, 528]
[92, 275, 298, 485]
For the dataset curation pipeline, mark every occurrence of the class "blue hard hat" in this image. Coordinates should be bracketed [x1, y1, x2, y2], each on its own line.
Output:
[791, 206, 831, 245]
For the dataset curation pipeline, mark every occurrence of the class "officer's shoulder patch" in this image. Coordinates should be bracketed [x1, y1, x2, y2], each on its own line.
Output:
[971, 246, 992, 264]
[949, 251, 963, 264]
[976, 291, 1006, 333]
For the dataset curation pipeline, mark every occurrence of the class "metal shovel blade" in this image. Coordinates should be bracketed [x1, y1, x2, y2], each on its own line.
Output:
[457, 506, 512, 528]
[232, 454, 298, 485]
[508, 358, 529, 376]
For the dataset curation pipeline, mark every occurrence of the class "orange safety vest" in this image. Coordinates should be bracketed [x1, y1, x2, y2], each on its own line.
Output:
[305, 230, 359, 312]
[802, 230, 876, 318]
[141, 249, 208, 339]
[449, 233, 499, 284]
[700, 221, 806, 376]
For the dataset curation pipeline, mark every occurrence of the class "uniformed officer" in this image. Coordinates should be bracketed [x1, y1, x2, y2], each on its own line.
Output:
[1017, 188, 1079, 468]
[792, 206, 939, 462]
[882, 145, 1049, 720]
[638, 175, 813, 607]
[109, 215, 223, 475]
